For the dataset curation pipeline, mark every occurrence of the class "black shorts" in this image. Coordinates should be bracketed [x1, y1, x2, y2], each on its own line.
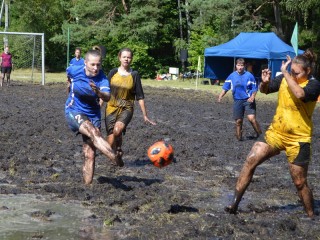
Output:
[1, 67, 12, 74]
[105, 107, 133, 135]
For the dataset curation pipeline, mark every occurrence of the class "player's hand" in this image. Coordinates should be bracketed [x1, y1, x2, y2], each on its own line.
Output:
[281, 55, 291, 74]
[247, 96, 254, 102]
[144, 116, 156, 125]
[261, 69, 271, 83]
[89, 81, 100, 94]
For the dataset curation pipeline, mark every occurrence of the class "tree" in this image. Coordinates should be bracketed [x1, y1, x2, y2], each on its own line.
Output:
[5, 0, 320, 76]
[9, 0, 68, 70]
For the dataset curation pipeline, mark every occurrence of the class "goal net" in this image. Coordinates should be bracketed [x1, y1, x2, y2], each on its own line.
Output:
[0, 31, 45, 85]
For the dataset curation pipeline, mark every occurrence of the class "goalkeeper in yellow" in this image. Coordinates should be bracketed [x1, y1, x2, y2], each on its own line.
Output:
[225, 49, 320, 218]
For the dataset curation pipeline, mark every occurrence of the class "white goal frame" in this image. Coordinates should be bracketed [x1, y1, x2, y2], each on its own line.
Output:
[0, 31, 45, 85]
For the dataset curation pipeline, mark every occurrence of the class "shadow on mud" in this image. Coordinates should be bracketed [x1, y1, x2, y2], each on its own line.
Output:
[168, 204, 199, 214]
[96, 175, 162, 190]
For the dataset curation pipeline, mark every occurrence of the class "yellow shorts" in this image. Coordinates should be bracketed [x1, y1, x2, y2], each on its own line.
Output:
[265, 129, 311, 165]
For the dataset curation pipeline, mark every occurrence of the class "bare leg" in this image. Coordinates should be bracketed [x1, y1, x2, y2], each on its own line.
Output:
[79, 120, 123, 166]
[225, 141, 279, 213]
[289, 163, 314, 218]
[106, 133, 115, 150]
[113, 121, 126, 164]
[247, 114, 262, 137]
[6, 73, 10, 86]
[82, 140, 96, 185]
[235, 119, 243, 141]
[0, 73, 4, 87]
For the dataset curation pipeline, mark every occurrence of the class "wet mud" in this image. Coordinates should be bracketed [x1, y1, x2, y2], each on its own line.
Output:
[1, 82, 320, 239]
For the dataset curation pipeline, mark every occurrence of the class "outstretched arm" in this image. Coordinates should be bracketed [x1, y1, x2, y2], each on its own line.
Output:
[138, 99, 156, 125]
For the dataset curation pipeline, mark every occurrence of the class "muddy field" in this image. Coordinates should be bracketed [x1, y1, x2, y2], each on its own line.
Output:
[1, 82, 320, 239]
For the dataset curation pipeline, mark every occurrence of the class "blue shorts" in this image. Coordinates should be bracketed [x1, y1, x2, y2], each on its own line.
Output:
[233, 99, 256, 120]
[65, 111, 101, 133]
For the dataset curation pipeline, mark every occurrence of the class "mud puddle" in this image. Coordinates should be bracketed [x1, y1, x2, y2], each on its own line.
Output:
[0, 194, 108, 240]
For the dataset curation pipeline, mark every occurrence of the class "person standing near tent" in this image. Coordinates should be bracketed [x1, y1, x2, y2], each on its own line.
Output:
[218, 58, 262, 141]
[225, 49, 320, 218]
[104, 48, 156, 165]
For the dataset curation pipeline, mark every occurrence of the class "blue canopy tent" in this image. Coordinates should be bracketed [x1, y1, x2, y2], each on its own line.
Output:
[204, 32, 303, 81]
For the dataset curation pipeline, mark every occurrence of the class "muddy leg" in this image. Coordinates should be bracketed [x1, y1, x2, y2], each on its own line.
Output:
[225, 142, 278, 214]
[289, 163, 314, 218]
[107, 133, 124, 167]
[235, 119, 243, 141]
[82, 141, 95, 185]
[113, 121, 126, 166]
[79, 120, 123, 166]
[248, 114, 262, 138]
[0, 73, 4, 87]
[6, 73, 10, 86]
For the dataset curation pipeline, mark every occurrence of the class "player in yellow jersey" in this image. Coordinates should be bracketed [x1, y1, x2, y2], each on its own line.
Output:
[104, 48, 156, 166]
[225, 49, 320, 218]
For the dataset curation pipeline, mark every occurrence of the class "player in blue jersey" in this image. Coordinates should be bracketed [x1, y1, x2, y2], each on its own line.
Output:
[218, 58, 262, 141]
[65, 49, 123, 185]
[69, 47, 85, 66]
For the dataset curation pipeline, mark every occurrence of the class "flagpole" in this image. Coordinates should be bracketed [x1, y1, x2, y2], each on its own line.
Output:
[196, 56, 200, 90]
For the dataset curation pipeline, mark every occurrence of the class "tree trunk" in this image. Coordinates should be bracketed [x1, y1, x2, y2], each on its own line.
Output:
[273, 0, 284, 39]
[177, 0, 183, 40]
[185, 0, 191, 43]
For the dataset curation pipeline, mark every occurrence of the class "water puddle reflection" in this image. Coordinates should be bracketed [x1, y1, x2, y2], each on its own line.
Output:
[0, 194, 110, 240]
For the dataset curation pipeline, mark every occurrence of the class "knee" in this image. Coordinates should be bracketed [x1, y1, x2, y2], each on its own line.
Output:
[246, 142, 264, 162]
[247, 115, 256, 122]
[293, 178, 307, 191]
[113, 125, 124, 137]
[236, 119, 243, 126]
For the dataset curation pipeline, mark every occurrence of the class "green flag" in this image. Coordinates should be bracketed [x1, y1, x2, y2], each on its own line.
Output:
[291, 22, 298, 56]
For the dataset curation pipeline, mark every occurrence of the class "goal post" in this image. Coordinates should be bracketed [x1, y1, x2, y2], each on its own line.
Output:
[0, 31, 45, 85]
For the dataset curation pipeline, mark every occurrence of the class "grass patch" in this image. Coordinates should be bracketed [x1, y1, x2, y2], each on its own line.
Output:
[18, 72, 279, 102]
[141, 78, 278, 102]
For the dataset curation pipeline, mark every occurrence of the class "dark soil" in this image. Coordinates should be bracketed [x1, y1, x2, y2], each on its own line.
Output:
[1, 82, 320, 239]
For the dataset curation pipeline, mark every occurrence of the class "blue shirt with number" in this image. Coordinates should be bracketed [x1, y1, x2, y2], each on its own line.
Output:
[65, 65, 110, 120]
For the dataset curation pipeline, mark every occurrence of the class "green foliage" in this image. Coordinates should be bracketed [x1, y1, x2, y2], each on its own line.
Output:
[187, 28, 216, 71]
[5, 0, 320, 77]
[299, 30, 318, 48]
[9, 0, 68, 70]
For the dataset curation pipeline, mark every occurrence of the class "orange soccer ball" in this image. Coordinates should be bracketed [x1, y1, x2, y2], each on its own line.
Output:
[147, 140, 174, 168]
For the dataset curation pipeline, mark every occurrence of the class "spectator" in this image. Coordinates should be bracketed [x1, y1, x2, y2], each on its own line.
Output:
[0, 45, 13, 87]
